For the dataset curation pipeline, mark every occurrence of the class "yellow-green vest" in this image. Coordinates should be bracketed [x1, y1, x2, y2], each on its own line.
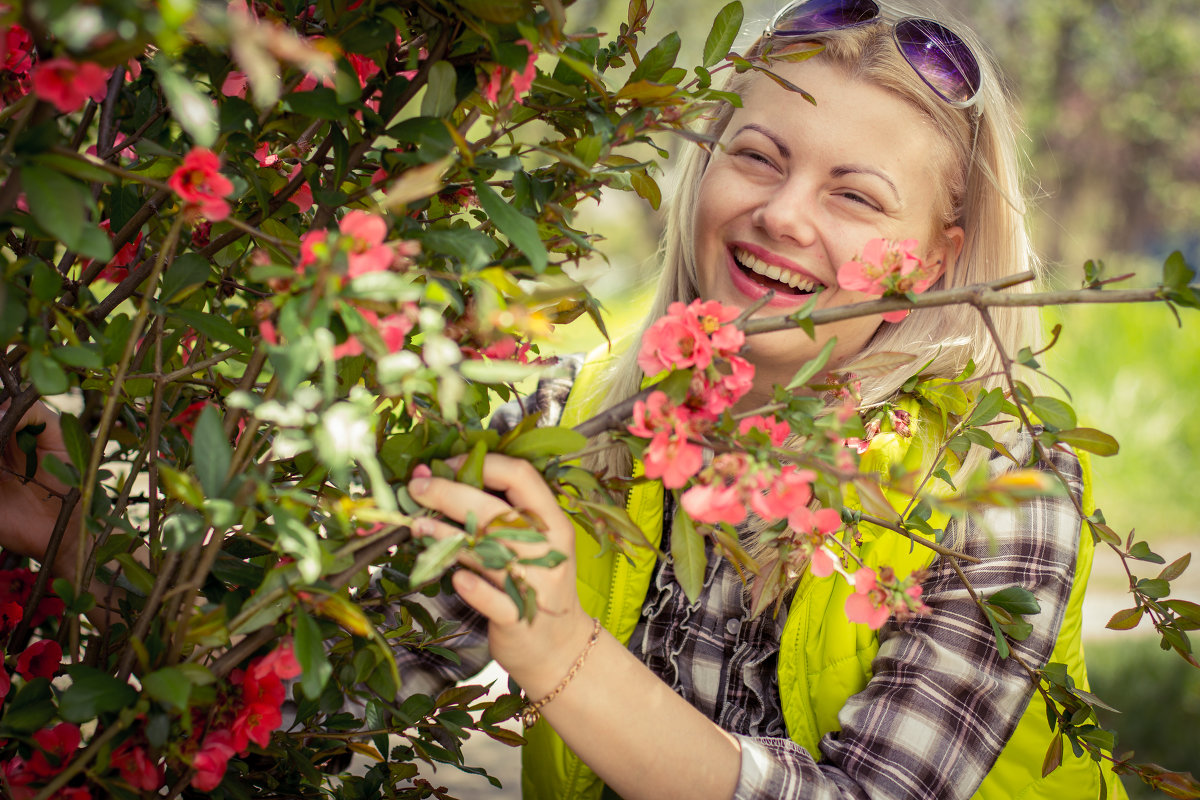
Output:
[521, 352, 1126, 800]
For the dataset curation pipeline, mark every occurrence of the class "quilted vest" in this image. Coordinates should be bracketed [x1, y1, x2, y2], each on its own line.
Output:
[520, 352, 1126, 800]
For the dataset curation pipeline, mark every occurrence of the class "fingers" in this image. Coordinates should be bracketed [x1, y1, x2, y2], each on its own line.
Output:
[451, 570, 521, 626]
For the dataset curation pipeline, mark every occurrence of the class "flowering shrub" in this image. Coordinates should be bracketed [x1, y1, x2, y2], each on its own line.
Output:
[0, 0, 1197, 798]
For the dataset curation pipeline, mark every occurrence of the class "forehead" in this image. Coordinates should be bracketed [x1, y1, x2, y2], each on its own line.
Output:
[722, 59, 947, 183]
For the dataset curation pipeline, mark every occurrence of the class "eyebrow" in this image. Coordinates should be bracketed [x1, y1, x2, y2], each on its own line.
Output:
[734, 124, 903, 205]
[832, 165, 901, 205]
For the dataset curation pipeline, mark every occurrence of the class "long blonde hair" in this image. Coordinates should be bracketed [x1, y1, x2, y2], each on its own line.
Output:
[587, 2, 1041, 481]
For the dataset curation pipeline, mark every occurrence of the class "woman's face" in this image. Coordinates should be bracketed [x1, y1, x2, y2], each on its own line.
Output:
[695, 59, 963, 401]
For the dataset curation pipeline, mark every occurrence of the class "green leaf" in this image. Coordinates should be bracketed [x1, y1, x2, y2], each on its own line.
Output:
[162, 511, 206, 551]
[171, 307, 252, 350]
[967, 388, 1005, 426]
[421, 61, 457, 117]
[702, 2, 743, 68]
[474, 180, 547, 273]
[458, 359, 543, 384]
[983, 606, 1011, 660]
[629, 32, 681, 83]
[786, 336, 837, 390]
[1105, 606, 1143, 631]
[153, 54, 217, 147]
[59, 412, 92, 473]
[293, 608, 333, 700]
[410, 531, 466, 587]
[501, 426, 587, 461]
[1055, 427, 1118, 457]
[0, 679, 56, 734]
[59, 665, 138, 722]
[275, 512, 323, 584]
[113, 553, 156, 596]
[20, 165, 89, 250]
[52, 345, 102, 369]
[1042, 732, 1064, 778]
[1029, 396, 1077, 431]
[142, 666, 193, 711]
[1164, 599, 1200, 624]
[28, 350, 69, 396]
[1136, 577, 1170, 599]
[1159, 553, 1190, 582]
[161, 252, 212, 302]
[987, 586, 1041, 615]
[192, 404, 232, 496]
[1129, 540, 1165, 564]
[671, 503, 707, 603]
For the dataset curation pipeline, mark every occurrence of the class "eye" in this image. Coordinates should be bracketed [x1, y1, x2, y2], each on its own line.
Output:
[735, 149, 775, 168]
[839, 190, 880, 210]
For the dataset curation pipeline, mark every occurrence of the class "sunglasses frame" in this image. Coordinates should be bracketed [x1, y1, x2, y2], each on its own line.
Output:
[762, 0, 982, 109]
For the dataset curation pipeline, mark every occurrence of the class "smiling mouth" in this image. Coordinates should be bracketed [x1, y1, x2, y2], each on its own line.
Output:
[731, 247, 823, 295]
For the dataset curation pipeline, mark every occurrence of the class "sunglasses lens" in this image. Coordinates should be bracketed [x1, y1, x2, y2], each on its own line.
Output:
[894, 19, 981, 105]
[772, 0, 880, 35]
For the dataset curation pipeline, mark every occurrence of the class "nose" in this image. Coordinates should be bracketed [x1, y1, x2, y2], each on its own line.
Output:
[751, 179, 818, 247]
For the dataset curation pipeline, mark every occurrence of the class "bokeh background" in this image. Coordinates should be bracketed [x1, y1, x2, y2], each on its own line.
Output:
[417, 1, 1200, 795]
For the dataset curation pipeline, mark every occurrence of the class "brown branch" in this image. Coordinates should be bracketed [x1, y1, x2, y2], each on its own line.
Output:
[858, 513, 981, 563]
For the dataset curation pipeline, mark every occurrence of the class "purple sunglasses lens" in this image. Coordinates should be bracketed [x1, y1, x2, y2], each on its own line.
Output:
[773, 0, 880, 35]
[894, 19, 981, 104]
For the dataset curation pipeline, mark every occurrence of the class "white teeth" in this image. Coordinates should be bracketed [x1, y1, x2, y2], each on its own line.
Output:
[733, 247, 820, 292]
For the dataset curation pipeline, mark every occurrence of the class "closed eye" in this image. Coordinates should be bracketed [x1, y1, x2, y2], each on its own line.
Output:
[839, 190, 880, 210]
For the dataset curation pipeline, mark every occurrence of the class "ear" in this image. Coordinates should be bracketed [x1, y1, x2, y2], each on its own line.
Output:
[927, 225, 965, 284]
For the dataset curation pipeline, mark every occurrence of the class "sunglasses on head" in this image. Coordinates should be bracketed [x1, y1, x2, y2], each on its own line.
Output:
[763, 0, 982, 108]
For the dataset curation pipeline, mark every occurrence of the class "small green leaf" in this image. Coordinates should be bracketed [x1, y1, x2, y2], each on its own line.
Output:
[58, 412, 92, 474]
[1055, 427, 1118, 457]
[502, 426, 587, 461]
[786, 337, 837, 390]
[410, 531, 466, 587]
[28, 350, 69, 396]
[1042, 732, 1063, 777]
[142, 666, 193, 711]
[628, 32, 681, 83]
[474, 180, 547, 273]
[1158, 553, 1190, 582]
[1105, 606, 1143, 631]
[1128, 540, 1165, 564]
[171, 308, 252, 350]
[983, 606, 1011, 660]
[21, 165, 89, 250]
[192, 404, 232, 496]
[153, 54, 217, 147]
[422, 61, 457, 117]
[702, 2, 743, 68]
[987, 586, 1041, 615]
[967, 388, 1005, 426]
[0, 679, 57, 733]
[1029, 396, 1077, 431]
[1136, 577, 1170, 599]
[671, 503, 707, 603]
[59, 665, 138, 723]
[161, 253, 212, 302]
[293, 608, 332, 700]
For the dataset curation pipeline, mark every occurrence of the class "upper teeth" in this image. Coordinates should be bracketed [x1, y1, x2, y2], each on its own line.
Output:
[733, 248, 819, 292]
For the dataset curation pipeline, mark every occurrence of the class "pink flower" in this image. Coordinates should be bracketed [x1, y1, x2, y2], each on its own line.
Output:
[283, 165, 313, 213]
[339, 210, 393, 278]
[748, 465, 814, 521]
[692, 354, 754, 416]
[844, 567, 891, 629]
[168, 148, 235, 222]
[221, 70, 248, 98]
[16, 639, 62, 680]
[170, 400, 208, 444]
[249, 640, 302, 683]
[255, 141, 280, 168]
[2, 25, 34, 74]
[788, 506, 841, 537]
[637, 299, 743, 378]
[681, 481, 746, 526]
[30, 58, 110, 112]
[510, 39, 538, 101]
[643, 426, 703, 489]
[346, 53, 380, 88]
[809, 546, 838, 577]
[298, 229, 328, 272]
[837, 238, 938, 322]
[738, 414, 790, 447]
[191, 729, 236, 791]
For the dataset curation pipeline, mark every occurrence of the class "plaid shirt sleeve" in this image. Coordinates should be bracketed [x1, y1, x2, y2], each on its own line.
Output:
[732, 439, 1085, 800]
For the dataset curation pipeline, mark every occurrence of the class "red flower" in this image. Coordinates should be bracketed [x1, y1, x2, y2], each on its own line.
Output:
[170, 400, 209, 444]
[738, 414, 791, 447]
[30, 58, 110, 113]
[28, 722, 82, 779]
[15, 639, 62, 680]
[681, 481, 745, 526]
[282, 165, 313, 213]
[0, 658, 10, 698]
[168, 148, 235, 222]
[339, 210, 392, 278]
[2, 25, 34, 74]
[110, 741, 164, 791]
[230, 701, 282, 751]
[191, 729, 236, 791]
[221, 70, 248, 98]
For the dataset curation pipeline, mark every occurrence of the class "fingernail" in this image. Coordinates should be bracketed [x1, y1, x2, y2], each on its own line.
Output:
[410, 477, 430, 494]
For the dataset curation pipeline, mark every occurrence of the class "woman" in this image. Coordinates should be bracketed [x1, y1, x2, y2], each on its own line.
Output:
[401, 1, 1123, 799]
[0, 2, 1118, 798]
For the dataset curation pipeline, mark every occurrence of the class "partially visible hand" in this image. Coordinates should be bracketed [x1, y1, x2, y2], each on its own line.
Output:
[407, 454, 594, 698]
[0, 400, 82, 578]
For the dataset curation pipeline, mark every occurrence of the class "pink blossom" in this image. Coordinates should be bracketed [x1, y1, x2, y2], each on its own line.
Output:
[2, 25, 34, 74]
[844, 567, 891, 629]
[510, 39, 538, 101]
[30, 58, 110, 112]
[255, 142, 280, 168]
[788, 506, 841, 536]
[221, 70, 248, 98]
[110, 742, 164, 791]
[749, 465, 814, 521]
[738, 414, 790, 447]
[837, 238, 938, 322]
[643, 426, 703, 489]
[168, 148, 235, 221]
[681, 481, 746, 526]
[283, 165, 313, 212]
[339, 210, 393, 278]
[346, 53, 380, 88]
[810, 546, 838, 577]
[298, 229, 328, 272]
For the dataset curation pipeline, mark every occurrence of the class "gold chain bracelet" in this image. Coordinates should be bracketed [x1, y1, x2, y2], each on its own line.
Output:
[520, 617, 603, 728]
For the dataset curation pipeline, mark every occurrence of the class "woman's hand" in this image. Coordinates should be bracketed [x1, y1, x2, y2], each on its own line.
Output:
[407, 453, 595, 698]
[0, 400, 82, 578]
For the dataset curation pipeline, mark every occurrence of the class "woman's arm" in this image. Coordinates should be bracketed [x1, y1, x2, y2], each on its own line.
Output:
[408, 455, 743, 800]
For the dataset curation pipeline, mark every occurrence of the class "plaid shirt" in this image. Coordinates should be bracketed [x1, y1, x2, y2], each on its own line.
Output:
[398, 369, 1083, 799]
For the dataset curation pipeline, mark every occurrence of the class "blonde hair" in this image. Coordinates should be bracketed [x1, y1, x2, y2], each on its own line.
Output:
[587, 1, 1041, 482]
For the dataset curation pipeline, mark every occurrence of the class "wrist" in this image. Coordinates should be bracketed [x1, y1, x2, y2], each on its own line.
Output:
[503, 608, 597, 699]
[517, 615, 603, 727]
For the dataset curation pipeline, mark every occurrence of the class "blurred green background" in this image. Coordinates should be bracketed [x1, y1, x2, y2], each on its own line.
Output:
[547, 1, 1200, 793]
